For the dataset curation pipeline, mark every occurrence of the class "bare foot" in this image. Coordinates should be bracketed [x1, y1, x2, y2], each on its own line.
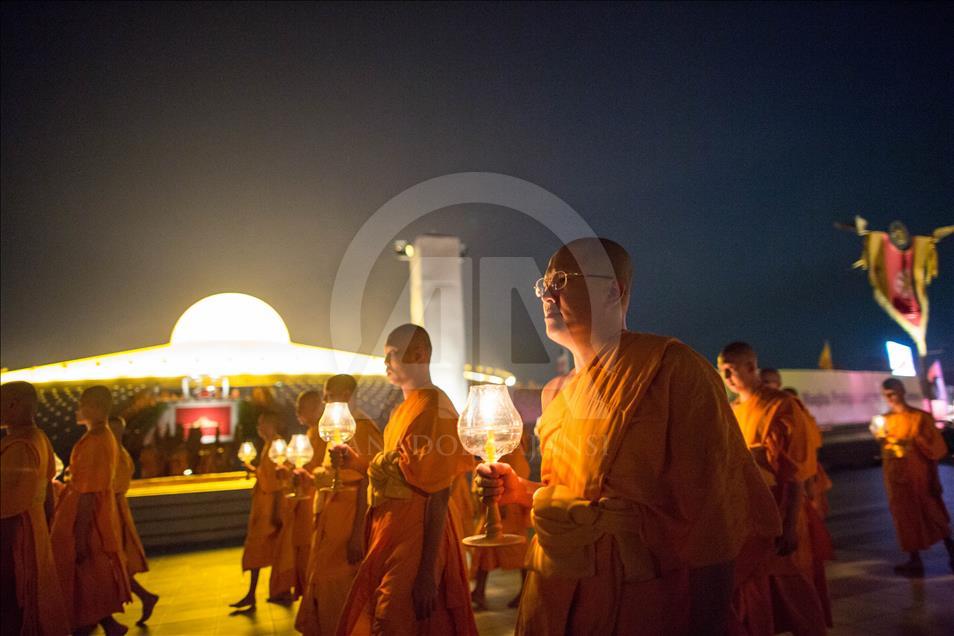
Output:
[100, 616, 129, 636]
[229, 593, 256, 608]
[137, 592, 159, 625]
[471, 590, 488, 612]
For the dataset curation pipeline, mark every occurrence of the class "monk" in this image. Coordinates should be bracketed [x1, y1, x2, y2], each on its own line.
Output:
[872, 378, 954, 575]
[720, 342, 828, 636]
[778, 386, 834, 627]
[477, 238, 780, 636]
[295, 376, 383, 636]
[108, 416, 160, 624]
[272, 391, 326, 600]
[51, 385, 131, 635]
[470, 438, 531, 611]
[230, 411, 293, 609]
[333, 324, 478, 635]
[1, 381, 70, 636]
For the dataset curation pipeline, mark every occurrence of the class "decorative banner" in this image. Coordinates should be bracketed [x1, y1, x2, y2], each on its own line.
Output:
[851, 217, 953, 356]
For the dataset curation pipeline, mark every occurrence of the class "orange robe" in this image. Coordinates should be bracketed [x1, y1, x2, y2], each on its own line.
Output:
[336, 387, 478, 636]
[274, 427, 326, 599]
[296, 414, 383, 636]
[470, 444, 531, 574]
[113, 445, 148, 575]
[517, 333, 780, 636]
[879, 408, 951, 552]
[449, 472, 476, 549]
[51, 427, 131, 628]
[240, 439, 292, 598]
[797, 403, 833, 628]
[1, 426, 71, 636]
[732, 386, 827, 636]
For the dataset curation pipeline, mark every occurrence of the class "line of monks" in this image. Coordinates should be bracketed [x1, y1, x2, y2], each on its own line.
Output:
[2, 237, 953, 635]
[1, 384, 158, 635]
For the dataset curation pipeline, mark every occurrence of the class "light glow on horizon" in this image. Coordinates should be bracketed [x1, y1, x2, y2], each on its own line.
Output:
[0, 293, 514, 386]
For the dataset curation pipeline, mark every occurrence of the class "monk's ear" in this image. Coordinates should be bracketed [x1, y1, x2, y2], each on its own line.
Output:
[607, 279, 625, 304]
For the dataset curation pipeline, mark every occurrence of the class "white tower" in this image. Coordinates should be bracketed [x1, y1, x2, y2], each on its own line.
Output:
[408, 235, 468, 409]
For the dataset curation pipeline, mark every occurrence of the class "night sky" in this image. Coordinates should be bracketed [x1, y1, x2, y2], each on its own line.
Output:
[2, 2, 952, 383]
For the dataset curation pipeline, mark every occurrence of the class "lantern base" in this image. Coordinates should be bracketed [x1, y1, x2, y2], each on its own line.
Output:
[462, 532, 526, 547]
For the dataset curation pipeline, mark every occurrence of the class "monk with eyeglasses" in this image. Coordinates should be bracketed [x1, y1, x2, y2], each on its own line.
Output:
[476, 238, 779, 635]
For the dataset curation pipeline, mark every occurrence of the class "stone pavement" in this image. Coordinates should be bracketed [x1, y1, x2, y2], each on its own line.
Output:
[98, 466, 953, 635]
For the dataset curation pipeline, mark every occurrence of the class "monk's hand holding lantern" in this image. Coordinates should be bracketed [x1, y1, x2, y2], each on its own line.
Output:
[237, 441, 257, 478]
[458, 384, 526, 547]
[285, 433, 315, 499]
[319, 402, 357, 491]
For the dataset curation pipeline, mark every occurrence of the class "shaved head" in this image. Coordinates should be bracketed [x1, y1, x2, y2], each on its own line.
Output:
[552, 237, 633, 303]
[325, 374, 358, 403]
[296, 389, 322, 411]
[81, 385, 113, 411]
[386, 324, 432, 362]
[76, 385, 112, 427]
[1, 381, 38, 411]
[718, 341, 758, 365]
[718, 342, 761, 397]
[882, 378, 906, 394]
[1, 381, 38, 426]
[296, 389, 323, 427]
[760, 368, 782, 390]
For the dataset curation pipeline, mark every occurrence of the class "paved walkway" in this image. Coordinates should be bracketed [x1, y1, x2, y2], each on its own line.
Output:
[103, 466, 953, 634]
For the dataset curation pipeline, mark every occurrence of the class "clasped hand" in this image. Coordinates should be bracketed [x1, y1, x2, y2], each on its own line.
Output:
[474, 462, 521, 504]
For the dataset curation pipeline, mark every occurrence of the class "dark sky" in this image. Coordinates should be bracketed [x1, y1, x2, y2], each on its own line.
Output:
[2, 2, 952, 382]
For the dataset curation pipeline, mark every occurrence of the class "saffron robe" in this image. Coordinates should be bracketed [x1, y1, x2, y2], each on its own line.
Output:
[732, 385, 828, 636]
[296, 414, 382, 636]
[240, 438, 293, 598]
[336, 387, 478, 636]
[113, 445, 148, 575]
[1, 426, 71, 636]
[274, 427, 327, 599]
[879, 408, 951, 552]
[517, 332, 780, 636]
[51, 427, 131, 628]
[797, 402, 834, 628]
[470, 444, 531, 574]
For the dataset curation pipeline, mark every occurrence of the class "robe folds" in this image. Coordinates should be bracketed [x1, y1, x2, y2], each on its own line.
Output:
[1, 426, 71, 636]
[113, 445, 148, 575]
[274, 427, 326, 599]
[240, 438, 293, 598]
[336, 387, 477, 636]
[51, 427, 131, 629]
[879, 408, 951, 552]
[470, 445, 531, 574]
[295, 413, 382, 636]
[517, 332, 780, 636]
[732, 386, 828, 636]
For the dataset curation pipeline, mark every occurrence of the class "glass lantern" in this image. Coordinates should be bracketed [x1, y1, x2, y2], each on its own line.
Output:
[237, 441, 257, 479]
[286, 433, 315, 499]
[318, 402, 357, 491]
[457, 384, 526, 547]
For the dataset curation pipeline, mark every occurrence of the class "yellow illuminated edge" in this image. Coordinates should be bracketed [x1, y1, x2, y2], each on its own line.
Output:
[1, 343, 516, 386]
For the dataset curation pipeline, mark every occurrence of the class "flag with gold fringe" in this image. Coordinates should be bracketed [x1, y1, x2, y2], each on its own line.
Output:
[850, 217, 953, 356]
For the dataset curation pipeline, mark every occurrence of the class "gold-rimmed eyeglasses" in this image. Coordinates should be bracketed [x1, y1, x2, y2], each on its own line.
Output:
[533, 271, 615, 298]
